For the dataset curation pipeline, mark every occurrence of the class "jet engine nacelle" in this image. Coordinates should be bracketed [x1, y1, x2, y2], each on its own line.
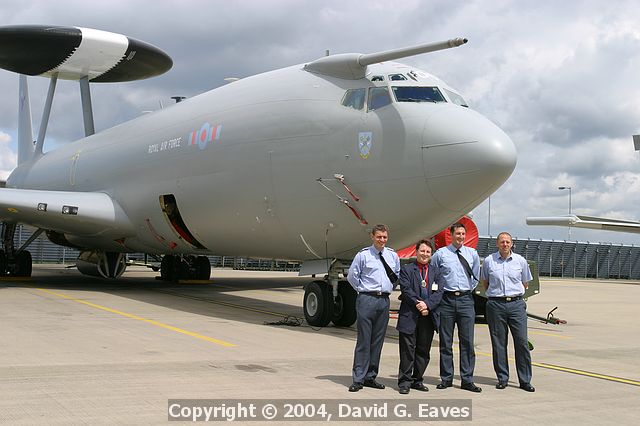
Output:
[76, 250, 127, 279]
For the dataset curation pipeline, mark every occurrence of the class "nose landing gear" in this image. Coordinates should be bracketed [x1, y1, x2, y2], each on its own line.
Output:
[303, 260, 357, 327]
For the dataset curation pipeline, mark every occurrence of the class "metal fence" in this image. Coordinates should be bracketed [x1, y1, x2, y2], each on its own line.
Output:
[13, 224, 300, 272]
[10, 225, 640, 279]
[476, 237, 640, 279]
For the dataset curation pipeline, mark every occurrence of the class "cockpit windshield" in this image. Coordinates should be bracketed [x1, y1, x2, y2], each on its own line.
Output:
[443, 88, 468, 107]
[392, 86, 446, 103]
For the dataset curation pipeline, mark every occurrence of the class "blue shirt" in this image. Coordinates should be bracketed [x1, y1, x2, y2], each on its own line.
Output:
[481, 251, 533, 297]
[347, 245, 400, 293]
[431, 244, 480, 292]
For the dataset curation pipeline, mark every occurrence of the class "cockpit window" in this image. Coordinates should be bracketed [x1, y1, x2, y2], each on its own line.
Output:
[368, 87, 392, 111]
[371, 75, 385, 82]
[389, 74, 407, 81]
[341, 88, 366, 110]
[443, 88, 468, 107]
[392, 86, 446, 103]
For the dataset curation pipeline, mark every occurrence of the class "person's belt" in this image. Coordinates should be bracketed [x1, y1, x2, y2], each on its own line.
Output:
[488, 296, 523, 302]
[360, 291, 390, 297]
[444, 290, 471, 296]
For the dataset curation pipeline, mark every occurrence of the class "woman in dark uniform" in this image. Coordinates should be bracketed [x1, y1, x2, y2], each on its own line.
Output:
[396, 239, 443, 394]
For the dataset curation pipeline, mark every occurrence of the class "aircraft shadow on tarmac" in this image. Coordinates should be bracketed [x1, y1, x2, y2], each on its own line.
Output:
[1, 266, 377, 342]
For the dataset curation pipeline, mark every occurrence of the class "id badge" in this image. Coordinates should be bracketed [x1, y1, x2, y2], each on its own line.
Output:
[432, 283, 439, 291]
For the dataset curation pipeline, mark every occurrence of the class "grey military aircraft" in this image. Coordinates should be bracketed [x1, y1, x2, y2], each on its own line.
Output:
[526, 215, 640, 234]
[0, 25, 517, 327]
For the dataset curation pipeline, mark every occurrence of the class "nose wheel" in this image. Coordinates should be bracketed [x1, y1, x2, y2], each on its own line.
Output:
[303, 279, 357, 327]
[332, 281, 357, 326]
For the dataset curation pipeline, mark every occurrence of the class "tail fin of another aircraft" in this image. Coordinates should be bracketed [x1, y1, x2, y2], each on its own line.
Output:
[17, 74, 34, 165]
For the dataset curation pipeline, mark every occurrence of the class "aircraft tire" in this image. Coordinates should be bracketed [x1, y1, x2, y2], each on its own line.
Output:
[15, 250, 32, 277]
[473, 294, 487, 323]
[195, 256, 211, 280]
[303, 280, 333, 327]
[331, 281, 357, 327]
[177, 257, 190, 280]
[0, 250, 6, 275]
[160, 255, 175, 281]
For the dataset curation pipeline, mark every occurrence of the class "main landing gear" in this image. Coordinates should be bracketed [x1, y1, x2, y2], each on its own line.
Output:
[0, 223, 34, 277]
[159, 254, 211, 281]
[303, 261, 357, 328]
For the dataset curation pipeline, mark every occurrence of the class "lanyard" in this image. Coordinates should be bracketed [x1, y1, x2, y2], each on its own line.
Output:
[418, 264, 428, 287]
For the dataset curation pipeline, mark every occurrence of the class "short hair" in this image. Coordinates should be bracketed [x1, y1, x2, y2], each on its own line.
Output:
[449, 222, 466, 234]
[415, 239, 433, 252]
[496, 232, 512, 242]
[371, 224, 389, 235]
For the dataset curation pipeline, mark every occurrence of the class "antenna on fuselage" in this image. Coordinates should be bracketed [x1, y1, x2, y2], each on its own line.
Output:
[79, 76, 95, 136]
[17, 75, 34, 165]
[34, 74, 58, 154]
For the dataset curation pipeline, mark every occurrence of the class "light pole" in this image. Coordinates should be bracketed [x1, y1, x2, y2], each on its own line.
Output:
[558, 186, 572, 239]
[487, 195, 491, 236]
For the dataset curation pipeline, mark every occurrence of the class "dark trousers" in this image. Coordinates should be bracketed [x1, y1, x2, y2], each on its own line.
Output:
[352, 294, 390, 383]
[486, 298, 532, 385]
[438, 293, 476, 384]
[398, 315, 435, 389]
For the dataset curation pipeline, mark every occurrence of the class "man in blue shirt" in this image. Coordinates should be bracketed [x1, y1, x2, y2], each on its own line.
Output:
[430, 223, 481, 392]
[347, 224, 400, 392]
[480, 232, 535, 392]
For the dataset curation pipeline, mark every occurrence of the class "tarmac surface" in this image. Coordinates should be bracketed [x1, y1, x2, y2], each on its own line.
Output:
[1, 264, 639, 424]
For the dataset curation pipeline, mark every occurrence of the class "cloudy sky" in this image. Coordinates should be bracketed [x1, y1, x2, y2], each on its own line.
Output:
[0, 0, 639, 245]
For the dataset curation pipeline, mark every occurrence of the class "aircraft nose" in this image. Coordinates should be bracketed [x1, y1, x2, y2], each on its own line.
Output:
[421, 106, 516, 212]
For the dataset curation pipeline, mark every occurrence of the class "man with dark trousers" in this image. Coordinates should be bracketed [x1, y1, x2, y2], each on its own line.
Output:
[430, 223, 482, 392]
[480, 232, 535, 392]
[396, 239, 443, 394]
[347, 224, 400, 392]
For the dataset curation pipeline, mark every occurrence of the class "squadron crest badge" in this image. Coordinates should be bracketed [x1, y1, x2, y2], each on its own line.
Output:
[358, 132, 372, 159]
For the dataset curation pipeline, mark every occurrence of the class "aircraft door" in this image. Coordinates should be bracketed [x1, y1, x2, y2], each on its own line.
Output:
[159, 194, 207, 249]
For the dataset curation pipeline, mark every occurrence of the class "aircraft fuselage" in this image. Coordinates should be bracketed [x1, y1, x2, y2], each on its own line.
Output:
[7, 61, 516, 260]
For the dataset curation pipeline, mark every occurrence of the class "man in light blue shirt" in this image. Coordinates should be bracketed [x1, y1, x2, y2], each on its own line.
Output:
[480, 232, 535, 392]
[347, 224, 400, 392]
[430, 223, 481, 392]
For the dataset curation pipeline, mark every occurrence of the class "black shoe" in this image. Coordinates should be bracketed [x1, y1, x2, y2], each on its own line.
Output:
[411, 382, 429, 392]
[348, 383, 363, 392]
[363, 379, 385, 389]
[461, 382, 482, 393]
[496, 382, 507, 390]
[398, 387, 409, 394]
[436, 381, 453, 389]
[520, 383, 535, 392]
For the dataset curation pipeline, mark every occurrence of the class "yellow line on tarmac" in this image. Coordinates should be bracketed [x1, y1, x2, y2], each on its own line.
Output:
[153, 289, 287, 318]
[36, 288, 236, 347]
[531, 362, 640, 386]
[472, 339, 639, 386]
[477, 323, 572, 339]
[528, 330, 572, 339]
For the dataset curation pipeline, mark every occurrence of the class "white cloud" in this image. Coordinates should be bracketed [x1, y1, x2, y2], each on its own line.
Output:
[0, 131, 17, 180]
